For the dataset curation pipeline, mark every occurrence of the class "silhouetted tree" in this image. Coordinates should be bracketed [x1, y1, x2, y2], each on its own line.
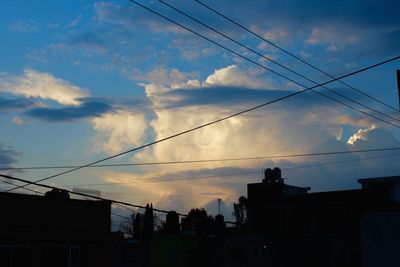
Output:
[233, 196, 248, 227]
[133, 213, 141, 240]
[181, 208, 214, 238]
[143, 203, 154, 240]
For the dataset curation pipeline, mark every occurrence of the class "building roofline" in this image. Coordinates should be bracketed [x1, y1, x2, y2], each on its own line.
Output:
[358, 175, 400, 184]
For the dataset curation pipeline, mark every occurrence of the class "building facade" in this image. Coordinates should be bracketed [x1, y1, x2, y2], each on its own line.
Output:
[247, 168, 400, 267]
[0, 190, 111, 267]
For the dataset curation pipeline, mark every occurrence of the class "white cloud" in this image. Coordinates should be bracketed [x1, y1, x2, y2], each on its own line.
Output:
[262, 28, 288, 42]
[347, 125, 376, 145]
[91, 110, 148, 155]
[86, 64, 400, 213]
[305, 26, 358, 50]
[203, 65, 272, 89]
[0, 69, 88, 106]
[347, 126, 400, 148]
[132, 68, 198, 89]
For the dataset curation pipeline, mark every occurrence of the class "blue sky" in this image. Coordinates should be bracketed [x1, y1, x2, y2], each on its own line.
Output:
[1, 0, 400, 219]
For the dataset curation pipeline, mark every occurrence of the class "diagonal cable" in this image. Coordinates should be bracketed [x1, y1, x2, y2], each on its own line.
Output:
[157, 0, 400, 124]
[4, 55, 400, 193]
[194, 0, 400, 112]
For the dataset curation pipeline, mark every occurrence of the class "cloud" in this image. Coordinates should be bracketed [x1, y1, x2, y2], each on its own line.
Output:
[0, 97, 35, 112]
[132, 67, 198, 89]
[67, 32, 106, 54]
[348, 126, 400, 148]
[25, 98, 112, 122]
[73, 63, 400, 213]
[96, 167, 247, 213]
[304, 25, 358, 52]
[94, 2, 194, 35]
[91, 110, 149, 155]
[208, 0, 399, 58]
[347, 125, 376, 145]
[204, 65, 273, 89]
[0, 143, 19, 168]
[162, 86, 331, 109]
[0, 69, 88, 106]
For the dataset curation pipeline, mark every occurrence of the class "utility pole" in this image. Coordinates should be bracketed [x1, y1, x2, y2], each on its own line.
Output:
[397, 70, 400, 111]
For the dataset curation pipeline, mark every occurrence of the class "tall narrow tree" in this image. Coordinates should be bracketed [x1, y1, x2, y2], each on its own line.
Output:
[143, 203, 154, 240]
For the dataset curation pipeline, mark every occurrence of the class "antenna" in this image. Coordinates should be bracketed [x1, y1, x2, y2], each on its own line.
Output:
[217, 198, 221, 214]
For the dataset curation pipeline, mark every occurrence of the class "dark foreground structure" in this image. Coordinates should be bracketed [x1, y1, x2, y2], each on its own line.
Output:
[0, 189, 111, 267]
[248, 168, 400, 267]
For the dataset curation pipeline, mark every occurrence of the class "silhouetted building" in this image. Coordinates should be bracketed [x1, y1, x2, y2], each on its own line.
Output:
[247, 169, 400, 267]
[0, 190, 111, 267]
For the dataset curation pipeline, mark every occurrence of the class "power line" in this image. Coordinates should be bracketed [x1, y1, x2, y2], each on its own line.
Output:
[283, 151, 400, 171]
[10, 151, 399, 189]
[0, 173, 187, 216]
[2, 151, 397, 221]
[2, 151, 398, 192]
[64, 170, 259, 187]
[2, 146, 400, 171]
[0, 179, 43, 195]
[157, 0, 400, 124]
[56, 149, 400, 187]
[103, 191, 225, 199]
[5, 55, 400, 193]
[194, 0, 400, 112]
[129, 0, 400, 128]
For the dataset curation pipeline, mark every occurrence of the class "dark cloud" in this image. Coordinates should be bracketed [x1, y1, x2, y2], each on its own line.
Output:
[0, 97, 34, 112]
[25, 98, 113, 122]
[161, 86, 361, 109]
[96, 0, 399, 59]
[108, 96, 153, 112]
[0, 143, 19, 167]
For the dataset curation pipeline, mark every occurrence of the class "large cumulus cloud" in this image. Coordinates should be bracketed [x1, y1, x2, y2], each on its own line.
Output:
[82, 64, 400, 214]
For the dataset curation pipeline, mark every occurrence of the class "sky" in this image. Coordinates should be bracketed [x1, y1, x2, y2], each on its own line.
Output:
[0, 0, 400, 222]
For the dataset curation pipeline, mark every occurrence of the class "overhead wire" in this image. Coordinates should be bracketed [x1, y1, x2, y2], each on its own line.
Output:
[54, 150, 400, 187]
[63, 170, 259, 187]
[125, 0, 400, 129]
[2, 146, 400, 171]
[2, 149, 398, 193]
[283, 151, 400, 171]
[4, 0, 400, 192]
[4, 55, 400, 193]
[157, 0, 400, 124]
[0, 173, 187, 216]
[2, 150, 398, 220]
[194, 0, 400, 113]
[0, 179, 43, 195]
